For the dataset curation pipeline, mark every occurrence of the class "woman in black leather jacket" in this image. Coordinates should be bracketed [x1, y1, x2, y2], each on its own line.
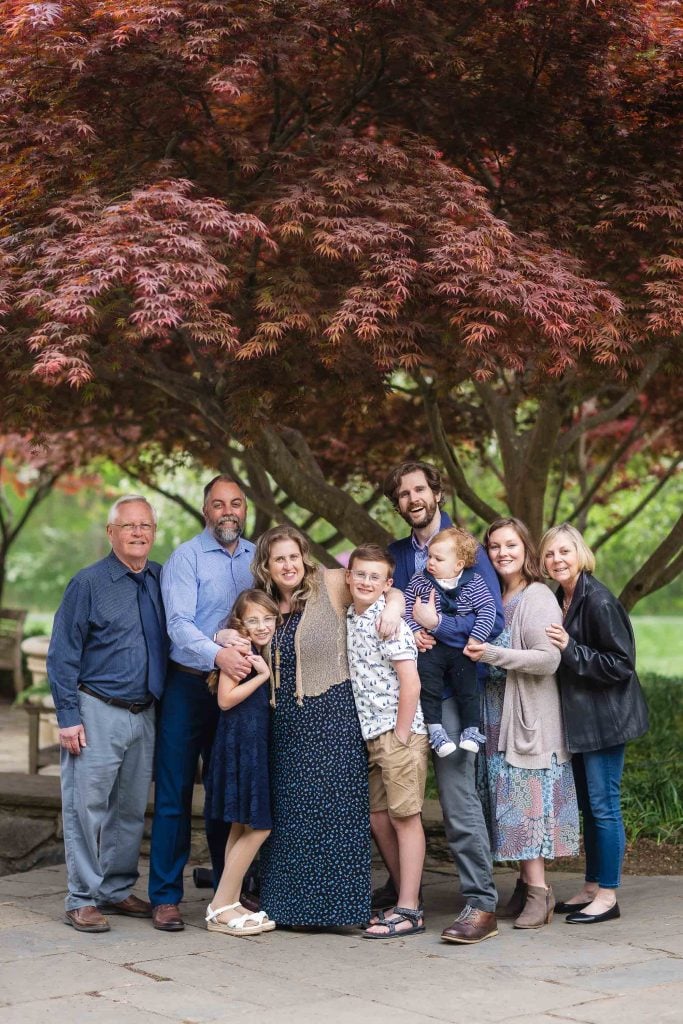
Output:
[540, 524, 648, 926]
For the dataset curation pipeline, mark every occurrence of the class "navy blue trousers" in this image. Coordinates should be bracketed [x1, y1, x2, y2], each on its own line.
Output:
[417, 643, 479, 730]
[148, 666, 229, 906]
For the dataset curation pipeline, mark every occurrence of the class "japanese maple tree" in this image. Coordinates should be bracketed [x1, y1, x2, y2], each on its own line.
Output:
[0, 0, 680, 605]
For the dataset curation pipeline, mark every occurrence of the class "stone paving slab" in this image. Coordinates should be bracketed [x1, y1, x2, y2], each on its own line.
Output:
[0, 862, 680, 1023]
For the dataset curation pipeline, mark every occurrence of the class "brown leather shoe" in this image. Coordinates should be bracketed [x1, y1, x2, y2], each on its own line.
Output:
[65, 906, 110, 933]
[152, 903, 185, 931]
[101, 894, 153, 918]
[441, 905, 498, 944]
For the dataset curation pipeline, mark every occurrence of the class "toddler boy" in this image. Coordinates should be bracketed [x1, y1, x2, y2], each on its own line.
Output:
[405, 526, 497, 756]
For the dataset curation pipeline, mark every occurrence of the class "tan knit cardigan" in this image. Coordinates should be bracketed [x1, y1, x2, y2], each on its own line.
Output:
[269, 567, 351, 706]
[479, 582, 570, 769]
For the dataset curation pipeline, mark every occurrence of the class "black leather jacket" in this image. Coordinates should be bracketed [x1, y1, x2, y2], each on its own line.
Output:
[556, 572, 649, 754]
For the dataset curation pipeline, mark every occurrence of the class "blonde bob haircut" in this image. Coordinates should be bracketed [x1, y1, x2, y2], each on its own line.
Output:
[252, 525, 319, 611]
[539, 523, 596, 576]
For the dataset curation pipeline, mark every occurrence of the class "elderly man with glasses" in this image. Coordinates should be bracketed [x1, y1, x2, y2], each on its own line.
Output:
[47, 495, 168, 933]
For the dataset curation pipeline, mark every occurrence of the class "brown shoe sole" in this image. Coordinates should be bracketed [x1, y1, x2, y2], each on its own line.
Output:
[65, 915, 110, 933]
[441, 927, 498, 944]
[153, 918, 185, 932]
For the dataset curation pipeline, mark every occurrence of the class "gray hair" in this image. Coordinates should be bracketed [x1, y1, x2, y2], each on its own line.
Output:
[107, 495, 158, 526]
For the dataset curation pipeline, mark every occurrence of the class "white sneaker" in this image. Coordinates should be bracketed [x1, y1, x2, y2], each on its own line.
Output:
[459, 727, 485, 753]
[430, 728, 458, 758]
[459, 738, 479, 753]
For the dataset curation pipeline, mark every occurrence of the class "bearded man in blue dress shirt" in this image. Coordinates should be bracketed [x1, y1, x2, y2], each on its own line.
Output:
[47, 495, 167, 933]
[149, 475, 255, 931]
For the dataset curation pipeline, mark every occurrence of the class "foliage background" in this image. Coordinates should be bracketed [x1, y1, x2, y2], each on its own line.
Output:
[5, 459, 681, 618]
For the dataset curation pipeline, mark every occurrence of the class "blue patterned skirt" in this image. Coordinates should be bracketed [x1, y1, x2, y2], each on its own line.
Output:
[477, 667, 579, 862]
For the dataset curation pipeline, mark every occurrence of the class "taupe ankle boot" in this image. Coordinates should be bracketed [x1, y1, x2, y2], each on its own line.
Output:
[498, 878, 528, 919]
[514, 884, 555, 929]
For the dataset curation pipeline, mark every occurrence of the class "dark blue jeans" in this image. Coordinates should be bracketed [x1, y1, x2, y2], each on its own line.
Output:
[148, 666, 229, 906]
[572, 745, 626, 889]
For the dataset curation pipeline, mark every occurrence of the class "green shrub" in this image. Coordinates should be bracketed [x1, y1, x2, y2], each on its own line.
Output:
[621, 673, 682, 844]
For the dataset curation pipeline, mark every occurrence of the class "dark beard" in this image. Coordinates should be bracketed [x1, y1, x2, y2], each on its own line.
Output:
[402, 499, 438, 530]
[213, 518, 242, 545]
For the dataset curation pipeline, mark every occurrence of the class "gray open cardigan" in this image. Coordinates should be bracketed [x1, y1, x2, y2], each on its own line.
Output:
[479, 582, 570, 769]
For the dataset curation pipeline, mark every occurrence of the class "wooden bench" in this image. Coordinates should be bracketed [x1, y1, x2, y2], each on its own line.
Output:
[0, 608, 27, 695]
[23, 704, 61, 775]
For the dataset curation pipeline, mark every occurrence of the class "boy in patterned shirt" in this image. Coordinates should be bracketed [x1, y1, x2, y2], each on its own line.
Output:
[405, 526, 498, 757]
[346, 544, 429, 939]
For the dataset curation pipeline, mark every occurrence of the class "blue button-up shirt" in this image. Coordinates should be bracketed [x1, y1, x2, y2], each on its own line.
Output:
[411, 526, 442, 575]
[47, 552, 164, 728]
[161, 527, 256, 672]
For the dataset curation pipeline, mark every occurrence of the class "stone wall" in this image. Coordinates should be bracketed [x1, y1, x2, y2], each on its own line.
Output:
[0, 773, 448, 877]
[0, 774, 209, 876]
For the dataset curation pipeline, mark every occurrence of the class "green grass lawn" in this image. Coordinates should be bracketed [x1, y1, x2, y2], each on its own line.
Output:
[632, 616, 683, 678]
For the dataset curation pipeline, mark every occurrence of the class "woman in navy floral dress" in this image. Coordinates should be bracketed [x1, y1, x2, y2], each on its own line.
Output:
[252, 526, 404, 927]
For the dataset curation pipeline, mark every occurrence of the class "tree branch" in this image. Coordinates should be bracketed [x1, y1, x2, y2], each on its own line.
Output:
[619, 513, 683, 611]
[557, 353, 663, 453]
[593, 458, 682, 552]
[565, 413, 645, 524]
[416, 372, 500, 524]
[119, 465, 204, 525]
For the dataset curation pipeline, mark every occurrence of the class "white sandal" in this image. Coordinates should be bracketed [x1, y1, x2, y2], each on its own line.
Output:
[205, 903, 275, 936]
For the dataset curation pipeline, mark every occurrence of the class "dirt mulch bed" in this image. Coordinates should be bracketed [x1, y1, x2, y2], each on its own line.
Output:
[425, 825, 682, 875]
[547, 837, 683, 877]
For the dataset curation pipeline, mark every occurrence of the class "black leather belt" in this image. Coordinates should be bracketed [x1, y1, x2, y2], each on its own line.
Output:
[78, 683, 154, 714]
[169, 660, 207, 678]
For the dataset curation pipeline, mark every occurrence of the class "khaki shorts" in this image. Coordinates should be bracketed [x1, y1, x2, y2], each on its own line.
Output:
[367, 730, 429, 819]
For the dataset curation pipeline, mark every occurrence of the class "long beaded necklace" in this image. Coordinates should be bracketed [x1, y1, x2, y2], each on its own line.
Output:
[272, 609, 297, 691]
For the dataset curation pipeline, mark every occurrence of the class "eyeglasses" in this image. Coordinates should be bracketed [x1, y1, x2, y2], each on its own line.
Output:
[349, 570, 386, 584]
[243, 616, 277, 629]
[111, 522, 155, 533]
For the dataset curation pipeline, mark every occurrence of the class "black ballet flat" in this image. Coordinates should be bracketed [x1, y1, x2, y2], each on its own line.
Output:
[565, 902, 621, 924]
[554, 900, 591, 914]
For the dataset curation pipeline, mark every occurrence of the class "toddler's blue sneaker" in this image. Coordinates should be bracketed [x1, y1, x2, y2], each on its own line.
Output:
[459, 726, 486, 753]
[428, 726, 457, 758]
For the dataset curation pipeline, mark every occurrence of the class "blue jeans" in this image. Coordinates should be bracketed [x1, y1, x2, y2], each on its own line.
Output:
[572, 745, 626, 889]
[148, 666, 229, 906]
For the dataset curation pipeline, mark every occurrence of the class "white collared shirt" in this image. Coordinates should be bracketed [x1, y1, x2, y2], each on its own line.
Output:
[346, 595, 427, 741]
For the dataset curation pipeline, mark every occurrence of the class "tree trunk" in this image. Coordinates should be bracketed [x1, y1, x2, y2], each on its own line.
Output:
[619, 514, 683, 611]
[251, 424, 392, 546]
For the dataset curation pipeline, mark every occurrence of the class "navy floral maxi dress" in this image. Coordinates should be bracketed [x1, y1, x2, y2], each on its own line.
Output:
[259, 612, 372, 926]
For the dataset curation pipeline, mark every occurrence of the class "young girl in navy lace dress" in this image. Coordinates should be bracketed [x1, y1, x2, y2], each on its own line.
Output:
[204, 589, 279, 937]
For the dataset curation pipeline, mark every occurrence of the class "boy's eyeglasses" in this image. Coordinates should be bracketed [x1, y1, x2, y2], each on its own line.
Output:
[349, 570, 386, 584]
[243, 616, 277, 629]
